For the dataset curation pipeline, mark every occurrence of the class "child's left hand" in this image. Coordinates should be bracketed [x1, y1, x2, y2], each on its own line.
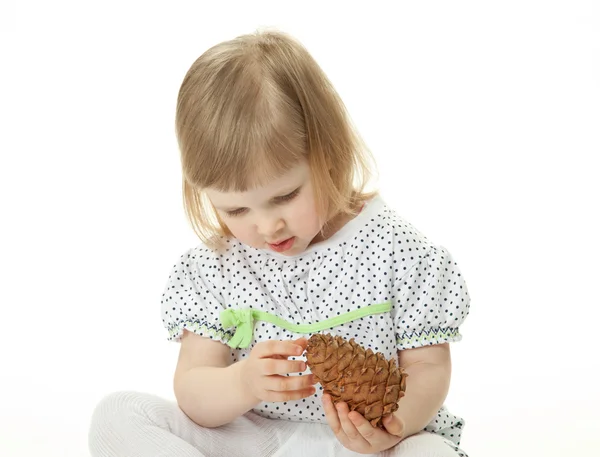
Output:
[322, 393, 405, 454]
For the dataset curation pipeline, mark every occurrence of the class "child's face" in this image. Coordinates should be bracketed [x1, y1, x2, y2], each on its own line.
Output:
[206, 160, 325, 256]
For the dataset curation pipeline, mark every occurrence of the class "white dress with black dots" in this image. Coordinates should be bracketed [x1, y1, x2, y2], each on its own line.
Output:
[161, 195, 471, 456]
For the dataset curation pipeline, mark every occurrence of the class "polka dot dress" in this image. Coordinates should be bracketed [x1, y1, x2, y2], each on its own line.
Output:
[161, 195, 471, 453]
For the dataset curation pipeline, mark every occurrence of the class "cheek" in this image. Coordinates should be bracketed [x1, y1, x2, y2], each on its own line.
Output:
[223, 219, 255, 243]
[289, 196, 322, 233]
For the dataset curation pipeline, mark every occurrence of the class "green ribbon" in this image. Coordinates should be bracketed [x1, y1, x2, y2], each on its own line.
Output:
[219, 302, 392, 349]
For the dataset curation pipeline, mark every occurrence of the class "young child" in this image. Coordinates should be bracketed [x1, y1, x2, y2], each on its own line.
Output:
[88, 29, 471, 457]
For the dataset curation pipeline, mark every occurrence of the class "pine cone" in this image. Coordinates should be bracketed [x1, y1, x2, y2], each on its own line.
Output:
[306, 333, 408, 428]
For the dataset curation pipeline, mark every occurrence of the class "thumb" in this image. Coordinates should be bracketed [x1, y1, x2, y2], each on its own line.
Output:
[293, 337, 309, 351]
[382, 414, 404, 437]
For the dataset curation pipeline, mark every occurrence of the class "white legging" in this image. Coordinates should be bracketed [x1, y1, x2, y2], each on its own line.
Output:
[88, 391, 463, 457]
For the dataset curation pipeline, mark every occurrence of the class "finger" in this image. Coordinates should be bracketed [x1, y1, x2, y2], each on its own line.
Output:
[322, 394, 343, 436]
[292, 337, 309, 351]
[336, 402, 369, 444]
[272, 338, 308, 360]
[263, 374, 317, 392]
[382, 414, 405, 437]
[261, 358, 307, 376]
[262, 386, 316, 403]
[348, 410, 385, 442]
[254, 340, 305, 358]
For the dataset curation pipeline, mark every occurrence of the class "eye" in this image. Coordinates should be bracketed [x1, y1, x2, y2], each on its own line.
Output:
[276, 187, 301, 203]
[225, 208, 248, 217]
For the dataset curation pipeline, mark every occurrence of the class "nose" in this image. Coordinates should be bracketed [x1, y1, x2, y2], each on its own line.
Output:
[256, 213, 285, 238]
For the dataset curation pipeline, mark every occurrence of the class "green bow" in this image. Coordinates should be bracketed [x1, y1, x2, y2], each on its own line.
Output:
[220, 308, 255, 348]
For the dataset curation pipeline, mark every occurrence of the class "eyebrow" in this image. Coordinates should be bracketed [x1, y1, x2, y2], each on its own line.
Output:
[213, 186, 302, 212]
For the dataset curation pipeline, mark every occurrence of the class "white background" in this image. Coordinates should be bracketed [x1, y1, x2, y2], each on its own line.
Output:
[1, 1, 599, 456]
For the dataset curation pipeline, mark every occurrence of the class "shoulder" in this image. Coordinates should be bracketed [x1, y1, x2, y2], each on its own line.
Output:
[354, 196, 437, 270]
[178, 237, 275, 286]
[354, 195, 432, 242]
[164, 239, 230, 289]
[375, 197, 432, 243]
[171, 241, 220, 272]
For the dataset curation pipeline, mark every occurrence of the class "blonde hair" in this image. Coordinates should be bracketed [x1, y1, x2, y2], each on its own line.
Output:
[175, 29, 377, 248]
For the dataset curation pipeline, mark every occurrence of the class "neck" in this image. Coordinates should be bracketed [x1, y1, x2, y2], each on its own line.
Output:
[310, 199, 365, 246]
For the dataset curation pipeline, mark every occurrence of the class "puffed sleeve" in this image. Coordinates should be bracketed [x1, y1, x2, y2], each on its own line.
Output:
[160, 245, 233, 344]
[392, 244, 471, 350]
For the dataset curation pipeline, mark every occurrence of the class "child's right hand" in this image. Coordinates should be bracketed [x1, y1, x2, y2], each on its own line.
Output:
[240, 338, 317, 403]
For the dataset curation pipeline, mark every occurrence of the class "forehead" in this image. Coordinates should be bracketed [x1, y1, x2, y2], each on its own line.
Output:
[206, 161, 310, 206]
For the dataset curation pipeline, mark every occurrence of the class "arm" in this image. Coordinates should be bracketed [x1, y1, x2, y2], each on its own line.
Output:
[174, 330, 316, 429]
[393, 343, 452, 438]
[173, 330, 259, 428]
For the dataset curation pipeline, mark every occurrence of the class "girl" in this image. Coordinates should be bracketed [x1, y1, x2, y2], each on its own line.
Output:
[89, 29, 471, 457]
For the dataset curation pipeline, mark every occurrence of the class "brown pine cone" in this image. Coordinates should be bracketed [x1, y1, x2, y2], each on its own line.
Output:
[305, 333, 408, 428]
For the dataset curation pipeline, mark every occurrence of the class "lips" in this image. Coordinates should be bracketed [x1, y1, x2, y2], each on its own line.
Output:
[268, 237, 295, 253]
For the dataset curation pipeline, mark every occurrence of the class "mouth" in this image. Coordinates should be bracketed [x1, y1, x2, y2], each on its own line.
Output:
[267, 237, 296, 253]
